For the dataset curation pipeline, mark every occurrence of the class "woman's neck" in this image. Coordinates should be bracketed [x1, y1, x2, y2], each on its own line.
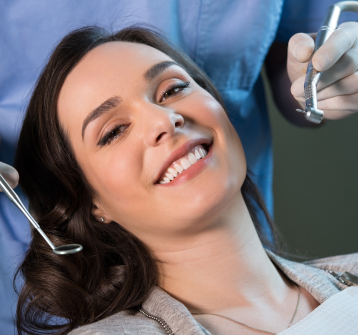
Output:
[153, 193, 288, 313]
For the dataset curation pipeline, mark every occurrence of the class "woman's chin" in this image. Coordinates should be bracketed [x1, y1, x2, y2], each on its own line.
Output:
[162, 179, 241, 232]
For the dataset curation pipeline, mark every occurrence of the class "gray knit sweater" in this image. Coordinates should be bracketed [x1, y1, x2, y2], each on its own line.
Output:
[69, 251, 358, 335]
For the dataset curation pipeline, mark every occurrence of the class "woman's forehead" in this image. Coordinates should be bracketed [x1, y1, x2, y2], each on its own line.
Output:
[57, 41, 173, 130]
[60, 41, 174, 100]
[72, 41, 172, 79]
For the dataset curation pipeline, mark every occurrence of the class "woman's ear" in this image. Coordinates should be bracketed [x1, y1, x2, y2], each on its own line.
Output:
[92, 202, 111, 224]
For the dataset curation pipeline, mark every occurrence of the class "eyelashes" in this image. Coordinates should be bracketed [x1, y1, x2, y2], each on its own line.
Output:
[160, 81, 190, 102]
[98, 81, 190, 146]
[97, 124, 129, 146]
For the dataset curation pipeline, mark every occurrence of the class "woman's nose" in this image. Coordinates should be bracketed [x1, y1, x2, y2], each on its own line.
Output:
[142, 105, 184, 147]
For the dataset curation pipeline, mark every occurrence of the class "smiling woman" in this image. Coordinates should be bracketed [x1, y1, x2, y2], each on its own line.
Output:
[13, 26, 275, 335]
[13, 26, 358, 335]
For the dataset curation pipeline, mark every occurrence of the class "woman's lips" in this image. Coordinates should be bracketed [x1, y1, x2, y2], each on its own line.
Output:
[156, 142, 213, 186]
[154, 138, 212, 184]
[158, 144, 208, 184]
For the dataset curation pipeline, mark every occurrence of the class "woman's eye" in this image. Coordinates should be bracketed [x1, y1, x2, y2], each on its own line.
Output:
[160, 81, 190, 102]
[98, 124, 129, 146]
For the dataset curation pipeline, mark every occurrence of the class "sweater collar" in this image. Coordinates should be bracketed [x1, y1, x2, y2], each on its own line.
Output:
[142, 286, 210, 334]
[266, 250, 345, 304]
[142, 251, 345, 334]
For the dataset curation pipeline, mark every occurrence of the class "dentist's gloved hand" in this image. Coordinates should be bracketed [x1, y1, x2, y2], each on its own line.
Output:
[0, 134, 19, 190]
[287, 22, 358, 120]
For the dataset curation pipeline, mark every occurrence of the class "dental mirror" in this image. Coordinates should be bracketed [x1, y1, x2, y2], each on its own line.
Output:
[0, 173, 83, 255]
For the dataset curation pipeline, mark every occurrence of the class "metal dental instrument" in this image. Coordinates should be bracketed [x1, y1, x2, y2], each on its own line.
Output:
[296, 1, 358, 123]
[0, 173, 83, 255]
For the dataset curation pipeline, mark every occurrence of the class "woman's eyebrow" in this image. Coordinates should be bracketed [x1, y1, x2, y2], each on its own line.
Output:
[144, 61, 179, 81]
[82, 96, 121, 140]
[81, 61, 179, 140]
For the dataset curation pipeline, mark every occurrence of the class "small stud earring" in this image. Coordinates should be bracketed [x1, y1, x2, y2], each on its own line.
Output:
[100, 217, 104, 222]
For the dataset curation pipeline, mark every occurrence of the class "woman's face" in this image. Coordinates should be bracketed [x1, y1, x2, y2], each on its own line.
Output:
[57, 41, 246, 248]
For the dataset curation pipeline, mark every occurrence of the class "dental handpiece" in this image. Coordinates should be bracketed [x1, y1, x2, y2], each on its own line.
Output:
[0, 173, 83, 255]
[296, 1, 358, 123]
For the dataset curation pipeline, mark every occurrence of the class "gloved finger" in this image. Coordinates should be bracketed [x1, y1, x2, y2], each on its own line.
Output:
[288, 33, 315, 63]
[317, 92, 358, 115]
[291, 75, 306, 99]
[311, 43, 358, 91]
[0, 162, 19, 190]
[292, 71, 358, 101]
[296, 96, 357, 120]
[287, 33, 316, 83]
[316, 72, 358, 100]
[319, 109, 354, 120]
[294, 90, 358, 115]
[291, 39, 358, 96]
[312, 22, 358, 72]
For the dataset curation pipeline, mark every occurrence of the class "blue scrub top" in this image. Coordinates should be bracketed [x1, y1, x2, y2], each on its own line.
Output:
[0, 0, 356, 333]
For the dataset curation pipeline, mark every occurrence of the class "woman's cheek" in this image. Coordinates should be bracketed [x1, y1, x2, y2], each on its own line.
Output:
[195, 92, 229, 128]
[96, 147, 138, 196]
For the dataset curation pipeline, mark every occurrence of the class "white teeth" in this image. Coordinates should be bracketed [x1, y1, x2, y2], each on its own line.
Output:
[174, 163, 184, 173]
[194, 149, 202, 160]
[166, 173, 174, 181]
[180, 158, 191, 170]
[188, 152, 198, 164]
[159, 144, 210, 184]
[199, 148, 206, 157]
[168, 167, 178, 177]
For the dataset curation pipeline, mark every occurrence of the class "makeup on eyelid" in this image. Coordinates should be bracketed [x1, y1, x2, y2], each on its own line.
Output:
[160, 81, 189, 102]
[97, 81, 190, 146]
[98, 124, 129, 146]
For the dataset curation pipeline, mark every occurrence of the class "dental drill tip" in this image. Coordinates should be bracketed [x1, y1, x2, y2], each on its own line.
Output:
[296, 109, 306, 114]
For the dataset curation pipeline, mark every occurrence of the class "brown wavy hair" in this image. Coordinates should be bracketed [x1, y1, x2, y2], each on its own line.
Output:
[13, 26, 278, 335]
